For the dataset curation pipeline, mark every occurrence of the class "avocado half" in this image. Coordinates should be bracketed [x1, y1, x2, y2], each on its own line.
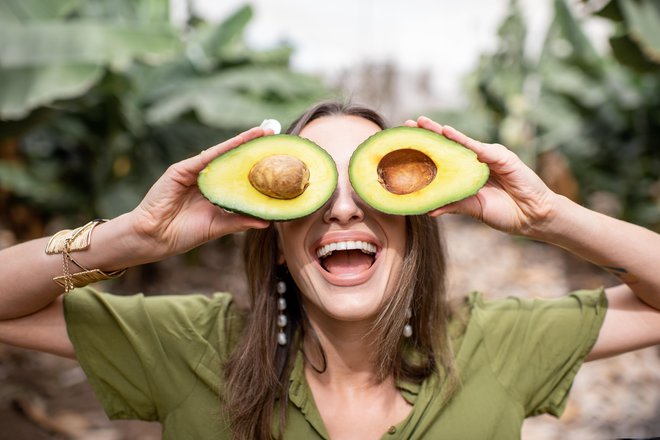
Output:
[348, 127, 489, 215]
[198, 134, 338, 220]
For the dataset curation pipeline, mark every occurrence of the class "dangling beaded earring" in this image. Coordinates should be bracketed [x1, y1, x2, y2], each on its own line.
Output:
[403, 307, 413, 338]
[276, 280, 288, 346]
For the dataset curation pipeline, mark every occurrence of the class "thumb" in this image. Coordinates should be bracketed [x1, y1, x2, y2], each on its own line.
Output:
[213, 212, 271, 236]
[427, 195, 482, 219]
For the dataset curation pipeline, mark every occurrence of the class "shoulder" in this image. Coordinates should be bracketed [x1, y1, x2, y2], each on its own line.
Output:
[448, 288, 608, 369]
[64, 287, 241, 320]
[448, 288, 608, 416]
[458, 288, 607, 327]
[64, 288, 248, 357]
[62, 289, 249, 421]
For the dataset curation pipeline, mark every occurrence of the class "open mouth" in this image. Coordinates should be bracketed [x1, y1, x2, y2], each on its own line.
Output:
[315, 240, 378, 276]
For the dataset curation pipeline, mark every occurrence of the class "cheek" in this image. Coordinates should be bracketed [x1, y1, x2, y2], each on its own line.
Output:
[383, 216, 407, 253]
[274, 224, 290, 266]
[275, 220, 310, 266]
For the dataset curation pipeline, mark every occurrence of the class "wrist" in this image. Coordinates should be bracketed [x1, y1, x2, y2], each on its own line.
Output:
[45, 220, 128, 292]
[524, 193, 576, 243]
[75, 213, 156, 271]
[526, 194, 603, 251]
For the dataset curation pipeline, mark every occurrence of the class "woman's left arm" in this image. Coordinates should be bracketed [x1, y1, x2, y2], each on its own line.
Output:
[407, 116, 660, 361]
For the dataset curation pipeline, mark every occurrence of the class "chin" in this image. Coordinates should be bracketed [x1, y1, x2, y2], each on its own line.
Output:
[291, 239, 403, 323]
[308, 276, 394, 323]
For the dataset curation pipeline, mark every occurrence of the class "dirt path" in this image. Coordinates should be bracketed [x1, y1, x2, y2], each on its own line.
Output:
[1, 217, 658, 439]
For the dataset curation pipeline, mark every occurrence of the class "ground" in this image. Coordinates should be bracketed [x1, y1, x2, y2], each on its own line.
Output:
[1, 217, 658, 439]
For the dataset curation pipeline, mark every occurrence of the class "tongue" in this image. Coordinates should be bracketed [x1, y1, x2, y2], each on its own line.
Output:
[323, 250, 373, 275]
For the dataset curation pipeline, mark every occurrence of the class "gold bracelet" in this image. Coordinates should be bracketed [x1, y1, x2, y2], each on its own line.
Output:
[45, 220, 126, 292]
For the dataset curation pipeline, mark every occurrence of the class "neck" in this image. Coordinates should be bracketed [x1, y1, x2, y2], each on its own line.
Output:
[303, 309, 381, 388]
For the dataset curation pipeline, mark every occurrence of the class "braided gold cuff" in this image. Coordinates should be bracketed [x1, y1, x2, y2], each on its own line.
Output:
[46, 220, 126, 292]
[52, 268, 126, 290]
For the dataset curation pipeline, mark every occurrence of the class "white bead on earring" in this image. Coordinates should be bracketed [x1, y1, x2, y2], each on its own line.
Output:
[276, 280, 288, 346]
[403, 307, 413, 338]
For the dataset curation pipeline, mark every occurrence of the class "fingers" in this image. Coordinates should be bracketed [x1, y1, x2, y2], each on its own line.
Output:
[154, 127, 268, 188]
[411, 117, 514, 166]
[214, 211, 271, 237]
[415, 116, 444, 134]
[229, 215, 271, 232]
[196, 126, 267, 171]
[427, 195, 482, 219]
[408, 116, 524, 179]
[442, 125, 513, 167]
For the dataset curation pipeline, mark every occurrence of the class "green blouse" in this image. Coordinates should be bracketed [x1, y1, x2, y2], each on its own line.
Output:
[64, 287, 607, 439]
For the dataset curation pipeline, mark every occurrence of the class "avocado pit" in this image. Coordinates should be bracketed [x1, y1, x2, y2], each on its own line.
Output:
[377, 149, 437, 195]
[248, 154, 310, 199]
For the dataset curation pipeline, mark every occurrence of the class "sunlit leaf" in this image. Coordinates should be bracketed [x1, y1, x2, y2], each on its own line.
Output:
[446, 0, 660, 230]
[198, 5, 253, 60]
[78, 0, 169, 24]
[0, 0, 328, 227]
[540, 0, 603, 75]
[0, 64, 103, 120]
[0, 161, 58, 202]
[584, 0, 623, 22]
[0, 0, 80, 23]
[0, 22, 180, 68]
[619, 0, 660, 63]
[146, 67, 326, 127]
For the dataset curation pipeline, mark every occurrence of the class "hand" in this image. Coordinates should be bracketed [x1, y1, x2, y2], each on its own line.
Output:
[129, 127, 271, 261]
[405, 116, 559, 236]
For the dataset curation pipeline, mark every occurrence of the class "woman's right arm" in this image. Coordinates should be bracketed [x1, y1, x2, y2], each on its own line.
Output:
[0, 126, 271, 358]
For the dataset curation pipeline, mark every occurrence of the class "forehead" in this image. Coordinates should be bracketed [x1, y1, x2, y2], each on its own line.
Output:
[298, 115, 382, 164]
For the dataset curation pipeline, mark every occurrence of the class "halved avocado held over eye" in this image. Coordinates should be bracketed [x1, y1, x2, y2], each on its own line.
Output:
[348, 127, 489, 215]
[198, 135, 338, 220]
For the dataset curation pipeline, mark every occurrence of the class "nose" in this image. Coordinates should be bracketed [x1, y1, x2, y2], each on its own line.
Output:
[322, 173, 364, 225]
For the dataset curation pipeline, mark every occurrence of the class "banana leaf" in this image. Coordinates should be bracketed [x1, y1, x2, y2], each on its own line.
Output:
[0, 0, 80, 23]
[78, 0, 169, 24]
[618, 0, 660, 63]
[0, 64, 103, 120]
[0, 22, 179, 68]
[0, 161, 68, 205]
[198, 5, 253, 61]
[540, 0, 603, 76]
[145, 67, 326, 127]
[610, 33, 659, 72]
[0, 22, 179, 120]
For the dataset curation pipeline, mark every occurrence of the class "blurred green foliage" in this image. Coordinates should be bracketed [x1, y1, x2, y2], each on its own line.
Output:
[0, 0, 328, 236]
[433, 0, 660, 230]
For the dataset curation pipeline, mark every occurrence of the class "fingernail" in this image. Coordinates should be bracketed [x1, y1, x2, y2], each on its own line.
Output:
[260, 119, 281, 134]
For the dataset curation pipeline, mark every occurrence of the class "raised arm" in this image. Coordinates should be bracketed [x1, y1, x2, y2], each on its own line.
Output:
[0, 127, 271, 358]
[406, 116, 660, 360]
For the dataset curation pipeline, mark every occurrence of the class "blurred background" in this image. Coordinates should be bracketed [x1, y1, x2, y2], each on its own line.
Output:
[0, 0, 658, 438]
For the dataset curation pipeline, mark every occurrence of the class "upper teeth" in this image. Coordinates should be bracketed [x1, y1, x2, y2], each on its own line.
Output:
[316, 241, 377, 259]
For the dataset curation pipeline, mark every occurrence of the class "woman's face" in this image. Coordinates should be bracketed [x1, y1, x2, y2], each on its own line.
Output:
[277, 115, 407, 324]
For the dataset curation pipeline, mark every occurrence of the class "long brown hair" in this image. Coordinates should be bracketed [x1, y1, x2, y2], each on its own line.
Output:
[224, 101, 456, 439]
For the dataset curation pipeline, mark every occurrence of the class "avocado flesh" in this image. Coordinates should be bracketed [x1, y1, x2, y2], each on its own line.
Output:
[349, 127, 489, 215]
[198, 134, 338, 220]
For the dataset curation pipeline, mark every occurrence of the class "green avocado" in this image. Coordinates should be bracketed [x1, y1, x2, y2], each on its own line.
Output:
[198, 134, 338, 220]
[348, 127, 489, 215]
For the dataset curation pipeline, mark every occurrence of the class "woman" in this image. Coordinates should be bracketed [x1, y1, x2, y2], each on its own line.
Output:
[0, 101, 659, 439]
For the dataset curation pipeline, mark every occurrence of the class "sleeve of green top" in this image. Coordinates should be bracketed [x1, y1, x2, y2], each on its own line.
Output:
[63, 287, 243, 421]
[470, 288, 607, 418]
